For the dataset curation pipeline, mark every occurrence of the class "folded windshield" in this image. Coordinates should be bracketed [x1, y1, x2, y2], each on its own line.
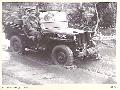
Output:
[40, 11, 67, 22]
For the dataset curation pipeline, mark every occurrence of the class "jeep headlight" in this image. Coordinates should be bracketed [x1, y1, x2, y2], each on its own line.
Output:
[73, 35, 77, 40]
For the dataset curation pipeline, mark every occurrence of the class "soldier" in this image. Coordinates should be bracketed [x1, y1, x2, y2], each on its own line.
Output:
[5, 12, 19, 25]
[22, 8, 41, 41]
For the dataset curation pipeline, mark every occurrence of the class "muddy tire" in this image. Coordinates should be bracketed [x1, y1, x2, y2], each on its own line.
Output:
[10, 35, 24, 54]
[51, 45, 74, 65]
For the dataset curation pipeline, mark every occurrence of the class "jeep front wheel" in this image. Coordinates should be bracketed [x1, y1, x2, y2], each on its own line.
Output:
[51, 45, 74, 65]
[10, 35, 24, 53]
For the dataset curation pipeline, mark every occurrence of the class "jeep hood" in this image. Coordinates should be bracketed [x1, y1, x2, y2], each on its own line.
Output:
[44, 28, 85, 35]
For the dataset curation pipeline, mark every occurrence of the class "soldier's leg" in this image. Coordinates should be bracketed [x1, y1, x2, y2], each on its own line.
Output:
[29, 28, 42, 48]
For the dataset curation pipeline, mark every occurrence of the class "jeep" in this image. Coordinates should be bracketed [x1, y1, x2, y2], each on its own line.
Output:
[3, 10, 96, 65]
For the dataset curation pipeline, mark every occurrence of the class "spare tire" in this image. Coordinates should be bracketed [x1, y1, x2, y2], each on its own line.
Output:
[51, 45, 74, 65]
[10, 35, 24, 54]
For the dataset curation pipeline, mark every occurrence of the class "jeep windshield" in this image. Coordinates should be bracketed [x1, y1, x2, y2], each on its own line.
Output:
[40, 11, 68, 29]
[40, 11, 67, 22]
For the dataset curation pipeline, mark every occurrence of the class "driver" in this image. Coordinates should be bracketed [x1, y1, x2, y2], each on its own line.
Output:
[22, 8, 41, 41]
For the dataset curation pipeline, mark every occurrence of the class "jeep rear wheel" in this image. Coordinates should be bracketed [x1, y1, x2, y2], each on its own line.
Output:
[10, 35, 24, 53]
[52, 45, 74, 65]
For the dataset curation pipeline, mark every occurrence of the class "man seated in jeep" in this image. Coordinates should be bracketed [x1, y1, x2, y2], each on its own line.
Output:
[22, 8, 42, 48]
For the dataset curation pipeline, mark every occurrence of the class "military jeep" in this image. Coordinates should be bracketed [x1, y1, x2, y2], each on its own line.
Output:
[3, 10, 97, 65]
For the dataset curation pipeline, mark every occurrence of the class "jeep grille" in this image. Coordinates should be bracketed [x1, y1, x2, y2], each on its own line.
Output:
[76, 32, 94, 47]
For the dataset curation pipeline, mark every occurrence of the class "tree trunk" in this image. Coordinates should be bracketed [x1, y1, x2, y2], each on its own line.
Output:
[94, 3, 100, 35]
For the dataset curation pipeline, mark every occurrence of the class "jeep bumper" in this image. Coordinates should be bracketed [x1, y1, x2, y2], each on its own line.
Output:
[77, 47, 97, 57]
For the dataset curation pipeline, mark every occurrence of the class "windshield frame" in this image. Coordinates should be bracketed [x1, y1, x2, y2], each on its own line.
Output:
[39, 11, 68, 23]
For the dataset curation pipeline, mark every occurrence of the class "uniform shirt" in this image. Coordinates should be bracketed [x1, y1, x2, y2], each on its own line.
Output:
[22, 14, 39, 30]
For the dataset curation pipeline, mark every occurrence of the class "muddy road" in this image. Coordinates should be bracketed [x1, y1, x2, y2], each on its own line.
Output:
[1, 34, 116, 85]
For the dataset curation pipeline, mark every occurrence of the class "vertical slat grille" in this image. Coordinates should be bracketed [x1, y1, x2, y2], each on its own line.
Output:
[77, 32, 94, 47]
[76, 33, 86, 47]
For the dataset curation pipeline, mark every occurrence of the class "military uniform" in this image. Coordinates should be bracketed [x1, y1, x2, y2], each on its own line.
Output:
[22, 10, 41, 40]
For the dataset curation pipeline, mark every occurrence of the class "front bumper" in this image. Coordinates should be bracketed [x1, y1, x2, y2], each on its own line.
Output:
[77, 47, 97, 57]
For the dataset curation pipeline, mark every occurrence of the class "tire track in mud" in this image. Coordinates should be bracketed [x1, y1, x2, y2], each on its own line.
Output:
[2, 71, 42, 85]
[73, 41, 116, 83]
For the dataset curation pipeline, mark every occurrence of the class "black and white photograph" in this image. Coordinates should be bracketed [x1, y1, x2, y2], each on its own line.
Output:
[1, 2, 117, 85]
